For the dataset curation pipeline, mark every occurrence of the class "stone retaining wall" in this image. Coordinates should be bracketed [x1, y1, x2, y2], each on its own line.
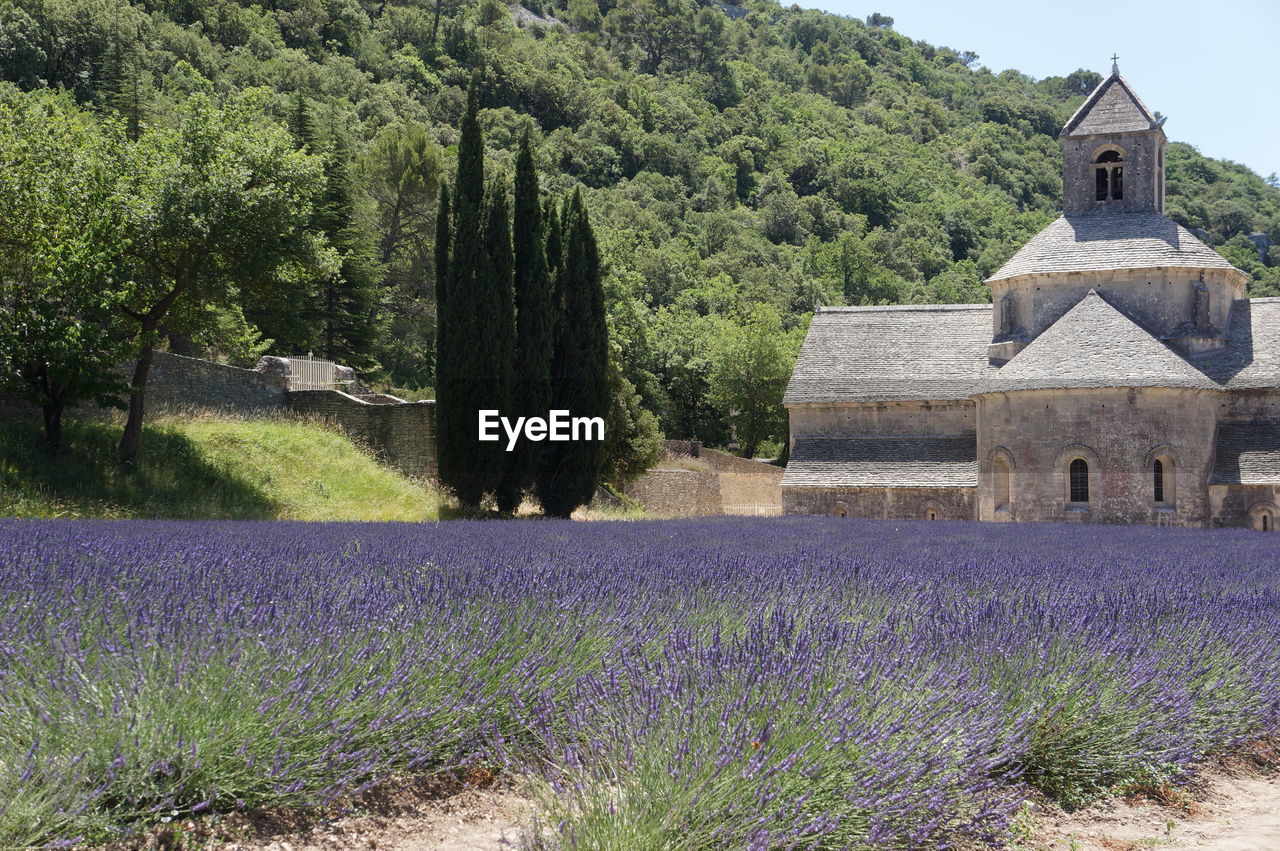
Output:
[624, 468, 722, 517]
[286, 390, 437, 480]
[144, 352, 289, 412]
[622, 441, 784, 517]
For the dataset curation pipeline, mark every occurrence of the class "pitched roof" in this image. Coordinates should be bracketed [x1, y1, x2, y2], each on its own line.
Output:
[782, 436, 978, 488]
[1194, 298, 1280, 390]
[783, 305, 995, 404]
[986, 212, 1245, 283]
[1061, 72, 1160, 137]
[1210, 421, 1280, 485]
[983, 291, 1218, 393]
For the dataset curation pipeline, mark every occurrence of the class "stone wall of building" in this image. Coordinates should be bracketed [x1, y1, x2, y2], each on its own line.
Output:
[789, 400, 975, 439]
[1061, 131, 1163, 215]
[782, 486, 976, 520]
[975, 387, 1219, 525]
[1209, 484, 1280, 530]
[624, 469, 722, 516]
[286, 390, 437, 479]
[1222, 389, 1280, 421]
[987, 268, 1242, 347]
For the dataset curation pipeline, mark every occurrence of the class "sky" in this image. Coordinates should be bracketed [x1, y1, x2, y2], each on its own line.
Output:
[813, 0, 1280, 179]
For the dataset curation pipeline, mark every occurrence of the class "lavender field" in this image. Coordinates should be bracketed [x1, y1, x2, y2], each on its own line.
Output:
[1, 518, 1278, 848]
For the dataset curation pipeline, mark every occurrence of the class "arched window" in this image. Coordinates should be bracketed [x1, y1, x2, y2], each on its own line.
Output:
[1069, 458, 1089, 503]
[926, 509, 938, 520]
[994, 456, 1011, 512]
[1147, 448, 1179, 510]
[1248, 502, 1276, 531]
[832, 500, 850, 519]
[1094, 150, 1124, 202]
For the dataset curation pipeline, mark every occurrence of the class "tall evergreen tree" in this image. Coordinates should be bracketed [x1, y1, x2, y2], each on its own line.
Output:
[497, 133, 553, 513]
[477, 179, 515, 503]
[100, 42, 150, 141]
[537, 190, 610, 517]
[312, 129, 382, 370]
[544, 198, 562, 280]
[434, 181, 450, 389]
[438, 79, 486, 507]
[288, 89, 318, 152]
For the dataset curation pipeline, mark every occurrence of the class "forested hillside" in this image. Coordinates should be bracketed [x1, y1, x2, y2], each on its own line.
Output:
[3, 0, 1279, 450]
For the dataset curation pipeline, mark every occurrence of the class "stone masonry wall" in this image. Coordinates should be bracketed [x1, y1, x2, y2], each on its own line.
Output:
[1062, 132, 1162, 215]
[144, 352, 289, 411]
[286, 390, 437, 480]
[666, 442, 783, 516]
[1209, 484, 1280, 530]
[975, 387, 1219, 526]
[987, 268, 1241, 347]
[0, 351, 288, 420]
[1222, 390, 1280, 421]
[624, 469, 722, 517]
[789, 401, 975, 439]
[783, 486, 976, 520]
[622, 441, 783, 516]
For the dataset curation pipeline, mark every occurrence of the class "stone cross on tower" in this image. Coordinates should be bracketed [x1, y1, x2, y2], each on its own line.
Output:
[1111, 54, 1119, 75]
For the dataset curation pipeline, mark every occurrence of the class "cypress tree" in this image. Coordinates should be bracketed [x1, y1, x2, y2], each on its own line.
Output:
[433, 182, 450, 388]
[537, 190, 610, 517]
[544, 197, 563, 280]
[496, 133, 552, 513]
[477, 179, 515, 501]
[439, 78, 486, 507]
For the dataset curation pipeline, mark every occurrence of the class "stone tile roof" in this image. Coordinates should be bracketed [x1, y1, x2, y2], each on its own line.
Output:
[783, 305, 995, 404]
[984, 291, 1219, 393]
[1195, 298, 1280, 390]
[1210, 421, 1280, 485]
[987, 212, 1243, 283]
[1061, 73, 1160, 137]
[782, 436, 978, 488]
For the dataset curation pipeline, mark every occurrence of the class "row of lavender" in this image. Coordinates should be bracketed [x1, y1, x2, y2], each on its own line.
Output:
[1, 518, 1277, 847]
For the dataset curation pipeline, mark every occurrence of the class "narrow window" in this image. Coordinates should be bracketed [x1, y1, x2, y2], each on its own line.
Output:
[1265, 514, 1272, 532]
[1153, 459, 1164, 503]
[926, 509, 938, 520]
[1112, 166, 1123, 200]
[1095, 167, 1109, 201]
[1069, 458, 1089, 503]
[994, 456, 1011, 511]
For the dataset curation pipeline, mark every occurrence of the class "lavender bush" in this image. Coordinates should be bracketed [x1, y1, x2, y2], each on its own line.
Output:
[1, 517, 1277, 847]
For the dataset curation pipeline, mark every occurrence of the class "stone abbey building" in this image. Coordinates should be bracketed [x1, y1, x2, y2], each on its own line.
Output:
[782, 67, 1280, 530]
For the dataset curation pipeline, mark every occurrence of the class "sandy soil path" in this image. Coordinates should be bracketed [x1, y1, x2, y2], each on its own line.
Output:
[125, 743, 1280, 850]
[1032, 760, 1280, 850]
[222, 785, 530, 850]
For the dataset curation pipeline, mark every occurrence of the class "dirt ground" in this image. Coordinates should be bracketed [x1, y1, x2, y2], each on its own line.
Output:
[1029, 739, 1280, 850]
[120, 776, 532, 851]
[115, 742, 1280, 850]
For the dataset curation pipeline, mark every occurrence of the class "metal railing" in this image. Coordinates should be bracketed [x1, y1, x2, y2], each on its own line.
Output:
[722, 504, 783, 517]
[282, 354, 350, 391]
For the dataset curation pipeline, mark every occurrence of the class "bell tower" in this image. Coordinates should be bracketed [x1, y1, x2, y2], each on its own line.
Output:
[1059, 60, 1166, 215]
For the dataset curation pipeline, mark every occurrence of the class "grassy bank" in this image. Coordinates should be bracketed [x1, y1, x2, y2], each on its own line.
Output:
[0, 413, 438, 521]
